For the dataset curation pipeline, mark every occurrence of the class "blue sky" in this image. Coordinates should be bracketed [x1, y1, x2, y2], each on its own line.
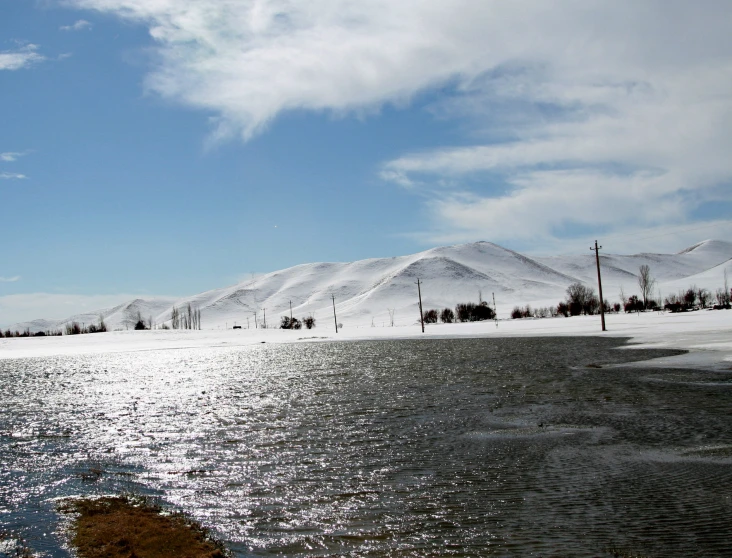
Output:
[2, 0, 731, 326]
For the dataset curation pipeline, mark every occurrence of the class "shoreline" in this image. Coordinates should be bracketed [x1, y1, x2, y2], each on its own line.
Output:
[1, 310, 731, 370]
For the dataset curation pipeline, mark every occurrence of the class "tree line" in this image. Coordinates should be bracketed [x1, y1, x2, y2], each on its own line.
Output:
[421, 300, 496, 325]
[510, 265, 731, 319]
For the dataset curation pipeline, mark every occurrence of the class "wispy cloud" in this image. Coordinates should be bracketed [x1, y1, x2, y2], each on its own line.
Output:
[0, 172, 27, 180]
[0, 151, 29, 162]
[65, 0, 541, 141]
[0, 44, 45, 71]
[60, 19, 93, 32]
[63, 1, 732, 250]
[0, 276, 21, 283]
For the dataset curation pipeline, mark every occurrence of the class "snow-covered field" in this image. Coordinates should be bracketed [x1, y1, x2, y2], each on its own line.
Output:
[4, 238, 730, 369]
[2, 308, 730, 370]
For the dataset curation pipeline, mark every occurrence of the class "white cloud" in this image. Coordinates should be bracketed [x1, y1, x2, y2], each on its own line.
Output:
[0, 276, 21, 283]
[60, 19, 93, 31]
[0, 172, 27, 180]
[63, 1, 732, 248]
[0, 44, 45, 70]
[0, 152, 26, 162]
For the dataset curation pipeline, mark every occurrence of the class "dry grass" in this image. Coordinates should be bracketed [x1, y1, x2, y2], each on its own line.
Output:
[59, 496, 228, 558]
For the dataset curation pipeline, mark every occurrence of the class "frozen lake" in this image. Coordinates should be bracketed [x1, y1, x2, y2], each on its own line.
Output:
[1, 336, 731, 556]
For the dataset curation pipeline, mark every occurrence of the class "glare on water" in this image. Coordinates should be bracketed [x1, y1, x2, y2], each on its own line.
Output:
[1, 337, 731, 557]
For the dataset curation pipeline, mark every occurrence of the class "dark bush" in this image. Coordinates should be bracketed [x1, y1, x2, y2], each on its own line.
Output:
[456, 301, 496, 322]
[557, 302, 569, 317]
[134, 320, 147, 330]
[280, 316, 302, 329]
[455, 303, 472, 322]
[625, 295, 643, 313]
[440, 308, 455, 323]
[302, 316, 316, 330]
[423, 309, 439, 324]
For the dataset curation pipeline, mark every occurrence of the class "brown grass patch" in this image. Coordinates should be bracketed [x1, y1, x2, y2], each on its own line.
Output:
[59, 496, 227, 558]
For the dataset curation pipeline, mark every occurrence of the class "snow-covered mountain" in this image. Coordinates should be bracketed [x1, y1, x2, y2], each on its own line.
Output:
[10, 240, 732, 332]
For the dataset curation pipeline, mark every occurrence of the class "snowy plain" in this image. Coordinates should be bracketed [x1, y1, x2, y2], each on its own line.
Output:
[2, 308, 731, 371]
[3, 238, 731, 368]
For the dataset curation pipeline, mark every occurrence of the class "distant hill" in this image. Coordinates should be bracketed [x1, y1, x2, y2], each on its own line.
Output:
[10, 239, 732, 332]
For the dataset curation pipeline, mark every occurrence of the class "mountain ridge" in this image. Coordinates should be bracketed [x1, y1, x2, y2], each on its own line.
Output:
[10, 239, 732, 332]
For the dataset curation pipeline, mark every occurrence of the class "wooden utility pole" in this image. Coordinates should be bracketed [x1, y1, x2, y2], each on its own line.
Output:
[591, 240, 606, 331]
[416, 279, 424, 333]
[492, 292, 498, 328]
[263, 308, 266, 329]
[289, 300, 293, 323]
[331, 294, 338, 333]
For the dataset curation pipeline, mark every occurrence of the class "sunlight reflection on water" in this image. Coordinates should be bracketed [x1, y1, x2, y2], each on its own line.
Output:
[1, 337, 731, 557]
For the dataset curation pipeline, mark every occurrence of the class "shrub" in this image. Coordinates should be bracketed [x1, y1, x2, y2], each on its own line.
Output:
[455, 303, 472, 322]
[625, 295, 643, 313]
[134, 319, 147, 331]
[280, 316, 302, 329]
[683, 287, 697, 308]
[556, 302, 569, 317]
[456, 301, 495, 322]
[423, 309, 439, 324]
[440, 308, 455, 323]
[302, 316, 316, 330]
[511, 306, 523, 319]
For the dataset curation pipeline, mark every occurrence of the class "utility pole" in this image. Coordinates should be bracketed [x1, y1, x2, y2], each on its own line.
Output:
[492, 292, 498, 328]
[263, 308, 266, 329]
[289, 300, 293, 323]
[416, 279, 424, 333]
[331, 294, 338, 333]
[591, 240, 606, 332]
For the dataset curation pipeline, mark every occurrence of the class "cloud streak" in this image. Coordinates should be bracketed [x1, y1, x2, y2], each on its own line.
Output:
[0, 276, 21, 283]
[0, 172, 27, 180]
[60, 19, 93, 31]
[0, 44, 45, 70]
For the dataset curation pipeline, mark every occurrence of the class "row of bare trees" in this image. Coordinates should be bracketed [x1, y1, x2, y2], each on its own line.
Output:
[170, 303, 202, 330]
[65, 316, 108, 335]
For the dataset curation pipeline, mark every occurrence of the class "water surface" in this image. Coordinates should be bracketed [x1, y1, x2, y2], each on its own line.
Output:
[1, 337, 730, 556]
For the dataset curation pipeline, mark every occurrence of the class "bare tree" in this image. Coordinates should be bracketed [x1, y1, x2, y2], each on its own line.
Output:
[696, 287, 711, 308]
[565, 282, 596, 315]
[619, 285, 627, 308]
[638, 265, 656, 309]
[122, 306, 139, 330]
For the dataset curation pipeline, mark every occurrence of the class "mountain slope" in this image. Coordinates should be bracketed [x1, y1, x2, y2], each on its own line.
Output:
[10, 240, 732, 332]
